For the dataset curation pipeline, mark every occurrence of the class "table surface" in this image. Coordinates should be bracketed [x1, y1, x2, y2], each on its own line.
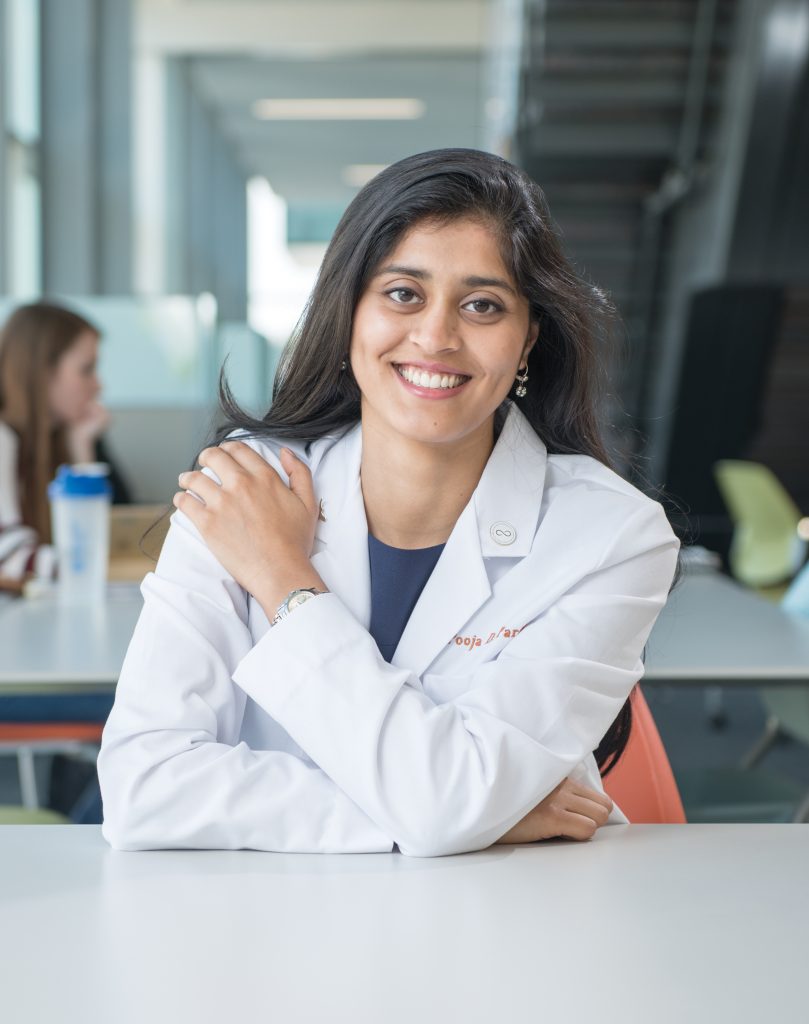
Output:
[0, 584, 143, 691]
[2, 568, 809, 691]
[645, 568, 809, 684]
[0, 824, 807, 1024]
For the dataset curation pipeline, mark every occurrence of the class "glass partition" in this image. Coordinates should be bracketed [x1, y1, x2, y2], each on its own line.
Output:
[0, 295, 218, 409]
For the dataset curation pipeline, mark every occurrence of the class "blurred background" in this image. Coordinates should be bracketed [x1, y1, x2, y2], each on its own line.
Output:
[1, 0, 808, 823]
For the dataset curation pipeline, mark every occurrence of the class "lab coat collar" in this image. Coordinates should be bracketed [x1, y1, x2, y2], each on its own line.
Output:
[393, 403, 547, 675]
[474, 401, 547, 560]
[310, 403, 547, 676]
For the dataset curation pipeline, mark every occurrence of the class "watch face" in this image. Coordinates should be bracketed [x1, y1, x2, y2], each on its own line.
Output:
[287, 589, 315, 611]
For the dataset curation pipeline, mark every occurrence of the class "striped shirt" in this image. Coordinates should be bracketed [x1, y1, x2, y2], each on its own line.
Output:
[0, 420, 55, 581]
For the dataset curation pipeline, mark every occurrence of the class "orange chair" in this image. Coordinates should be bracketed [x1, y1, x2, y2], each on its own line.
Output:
[603, 688, 686, 823]
[0, 722, 104, 810]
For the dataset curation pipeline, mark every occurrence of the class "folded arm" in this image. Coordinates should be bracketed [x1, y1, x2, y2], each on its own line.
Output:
[233, 502, 679, 856]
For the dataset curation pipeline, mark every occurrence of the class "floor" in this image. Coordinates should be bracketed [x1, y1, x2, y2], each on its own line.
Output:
[647, 685, 809, 822]
[2, 686, 807, 823]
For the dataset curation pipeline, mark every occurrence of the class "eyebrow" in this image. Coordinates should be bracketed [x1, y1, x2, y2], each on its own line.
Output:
[376, 264, 517, 296]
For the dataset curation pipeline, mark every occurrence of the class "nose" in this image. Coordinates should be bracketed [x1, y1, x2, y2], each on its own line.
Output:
[409, 299, 461, 354]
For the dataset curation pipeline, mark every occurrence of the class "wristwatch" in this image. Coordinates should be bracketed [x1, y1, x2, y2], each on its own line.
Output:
[270, 587, 325, 626]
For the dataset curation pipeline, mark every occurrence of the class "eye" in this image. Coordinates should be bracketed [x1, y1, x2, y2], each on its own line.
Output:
[462, 298, 504, 315]
[386, 287, 422, 305]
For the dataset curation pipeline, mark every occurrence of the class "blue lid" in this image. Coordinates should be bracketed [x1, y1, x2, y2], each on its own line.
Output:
[48, 464, 112, 499]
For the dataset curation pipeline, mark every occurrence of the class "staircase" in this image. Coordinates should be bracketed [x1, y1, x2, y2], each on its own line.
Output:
[515, 0, 738, 428]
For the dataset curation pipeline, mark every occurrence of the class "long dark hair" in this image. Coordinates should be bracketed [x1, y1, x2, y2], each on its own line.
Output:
[211, 148, 663, 775]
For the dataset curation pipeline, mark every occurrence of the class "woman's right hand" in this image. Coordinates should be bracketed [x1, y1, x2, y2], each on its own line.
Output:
[495, 778, 614, 844]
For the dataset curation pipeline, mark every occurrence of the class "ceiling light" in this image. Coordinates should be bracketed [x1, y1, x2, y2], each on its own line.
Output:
[342, 164, 389, 187]
[252, 98, 425, 121]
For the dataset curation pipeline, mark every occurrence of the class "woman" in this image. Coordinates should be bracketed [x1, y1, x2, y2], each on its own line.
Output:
[0, 301, 130, 587]
[99, 149, 680, 856]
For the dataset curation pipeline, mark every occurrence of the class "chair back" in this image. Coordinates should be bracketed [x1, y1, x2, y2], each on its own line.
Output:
[603, 688, 686, 823]
[714, 460, 805, 587]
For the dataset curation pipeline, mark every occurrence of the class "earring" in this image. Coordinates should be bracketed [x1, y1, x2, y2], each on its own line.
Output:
[340, 360, 347, 372]
[514, 365, 529, 398]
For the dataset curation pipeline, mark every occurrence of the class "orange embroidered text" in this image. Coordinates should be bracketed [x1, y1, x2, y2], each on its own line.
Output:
[450, 624, 526, 650]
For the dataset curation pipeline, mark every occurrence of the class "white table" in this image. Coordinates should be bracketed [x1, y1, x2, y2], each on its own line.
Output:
[2, 569, 808, 695]
[0, 585, 143, 693]
[0, 824, 806, 1023]
[645, 569, 809, 686]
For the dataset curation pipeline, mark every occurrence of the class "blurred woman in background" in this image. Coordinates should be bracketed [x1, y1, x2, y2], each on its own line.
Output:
[0, 301, 130, 588]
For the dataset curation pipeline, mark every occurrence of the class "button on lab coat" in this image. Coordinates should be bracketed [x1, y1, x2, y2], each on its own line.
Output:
[98, 403, 680, 856]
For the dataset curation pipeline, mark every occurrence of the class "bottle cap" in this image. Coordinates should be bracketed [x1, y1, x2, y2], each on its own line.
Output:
[48, 463, 112, 499]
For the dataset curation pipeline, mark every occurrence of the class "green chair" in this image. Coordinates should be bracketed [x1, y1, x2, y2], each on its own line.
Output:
[679, 490, 809, 822]
[714, 460, 806, 590]
[705, 461, 807, 727]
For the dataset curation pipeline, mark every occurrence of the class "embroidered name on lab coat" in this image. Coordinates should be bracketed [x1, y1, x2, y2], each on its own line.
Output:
[451, 624, 526, 650]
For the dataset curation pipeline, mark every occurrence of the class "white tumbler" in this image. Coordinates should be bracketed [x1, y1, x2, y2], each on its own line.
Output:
[48, 463, 112, 604]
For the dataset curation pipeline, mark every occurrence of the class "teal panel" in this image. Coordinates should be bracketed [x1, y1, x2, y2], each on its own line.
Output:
[286, 203, 346, 244]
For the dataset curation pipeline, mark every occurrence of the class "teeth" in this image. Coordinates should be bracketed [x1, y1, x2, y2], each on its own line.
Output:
[396, 365, 468, 390]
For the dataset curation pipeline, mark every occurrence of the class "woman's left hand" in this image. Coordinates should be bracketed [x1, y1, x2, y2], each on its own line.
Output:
[67, 401, 112, 463]
[173, 442, 326, 615]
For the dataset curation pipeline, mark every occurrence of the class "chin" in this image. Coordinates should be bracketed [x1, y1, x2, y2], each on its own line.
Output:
[394, 410, 488, 448]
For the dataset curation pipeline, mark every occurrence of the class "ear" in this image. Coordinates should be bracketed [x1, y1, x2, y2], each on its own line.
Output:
[522, 321, 539, 363]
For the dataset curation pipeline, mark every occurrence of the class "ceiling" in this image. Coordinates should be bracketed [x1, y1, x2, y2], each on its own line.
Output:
[137, 0, 496, 207]
[188, 54, 485, 205]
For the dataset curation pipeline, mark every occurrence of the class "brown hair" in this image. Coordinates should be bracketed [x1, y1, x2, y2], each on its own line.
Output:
[0, 302, 100, 542]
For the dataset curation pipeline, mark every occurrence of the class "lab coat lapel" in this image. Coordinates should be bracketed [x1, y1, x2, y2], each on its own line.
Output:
[309, 424, 372, 628]
[391, 501, 491, 679]
[391, 403, 547, 679]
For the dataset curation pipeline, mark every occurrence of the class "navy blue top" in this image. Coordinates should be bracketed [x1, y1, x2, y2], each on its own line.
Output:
[368, 534, 445, 662]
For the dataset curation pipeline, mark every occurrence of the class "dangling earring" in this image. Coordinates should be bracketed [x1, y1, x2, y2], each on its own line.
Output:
[514, 365, 529, 398]
[340, 360, 347, 372]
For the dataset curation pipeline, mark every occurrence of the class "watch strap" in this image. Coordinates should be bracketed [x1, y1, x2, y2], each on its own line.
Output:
[270, 587, 324, 626]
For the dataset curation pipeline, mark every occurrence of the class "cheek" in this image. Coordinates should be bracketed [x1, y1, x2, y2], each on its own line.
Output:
[50, 370, 87, 417]
[350, 307, 397, 363]
[468, 338, 521, 385]
[49, 372, 69, 407]
[66, 373, 85, 401]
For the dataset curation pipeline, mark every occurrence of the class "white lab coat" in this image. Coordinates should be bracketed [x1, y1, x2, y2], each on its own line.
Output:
[98, 402, 680, 856]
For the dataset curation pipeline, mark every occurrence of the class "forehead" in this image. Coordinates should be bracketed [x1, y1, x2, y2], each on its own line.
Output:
[383, 217, 512, 279]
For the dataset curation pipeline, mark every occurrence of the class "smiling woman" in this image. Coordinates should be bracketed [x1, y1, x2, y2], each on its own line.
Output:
[98, 149, 680, 856]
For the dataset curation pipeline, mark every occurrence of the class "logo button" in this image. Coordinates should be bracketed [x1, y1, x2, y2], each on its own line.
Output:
[490, 521, 517, 546]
